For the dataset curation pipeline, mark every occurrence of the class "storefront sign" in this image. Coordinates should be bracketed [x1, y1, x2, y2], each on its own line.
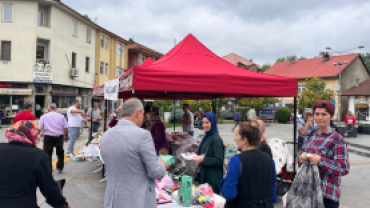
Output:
[104, 78, 119, 100]
[33, 64, 52, 83]
[0, 84, 12, 88]
[0, 88, 32, 95]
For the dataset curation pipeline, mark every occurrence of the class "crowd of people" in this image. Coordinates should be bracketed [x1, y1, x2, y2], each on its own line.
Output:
[0, 98, 352, 208]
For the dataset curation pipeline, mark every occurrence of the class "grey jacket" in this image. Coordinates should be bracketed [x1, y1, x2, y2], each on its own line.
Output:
[100, 119, 166, 208]
[286, 161, 324, 208]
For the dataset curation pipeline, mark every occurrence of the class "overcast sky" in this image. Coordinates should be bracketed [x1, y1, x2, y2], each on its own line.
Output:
[63, 0, 370, 65]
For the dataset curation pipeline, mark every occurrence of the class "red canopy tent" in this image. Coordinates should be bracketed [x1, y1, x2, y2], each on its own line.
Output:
[92, 34, 300, 172]
[93, 34, 297, 99]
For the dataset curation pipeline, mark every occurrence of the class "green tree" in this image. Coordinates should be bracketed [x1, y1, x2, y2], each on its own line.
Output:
[275, 55, 297, 63]
[260, 64, 271, 72]
[237, 97, 276, 116]
[361, 53, 370, 72]
[298, 77, 335, 113]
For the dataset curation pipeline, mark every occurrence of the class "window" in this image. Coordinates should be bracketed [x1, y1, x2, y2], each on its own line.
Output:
[100, 62, 104, 74]
[298, 85, 306, 93]
[71, 52, 76, 68]
[72, 20, 77, 36]
[36, 46, 45, 60]
[105, 37, 109, 49]
[116, 67, 123, 76]
[105, 63, 108, 75]
[142, 55, 146, 62]
[1, 41, 11, 60]
[100, 35, 104, 48]
[3, 4, 13, 21]
[116, 43, 122, 54]
[85, 57, 90, 72]
[38, 11, 44, 26]
[86, 28, 91, 43]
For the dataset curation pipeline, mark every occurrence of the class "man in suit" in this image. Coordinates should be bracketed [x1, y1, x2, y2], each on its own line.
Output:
[100, 98, 168, 208]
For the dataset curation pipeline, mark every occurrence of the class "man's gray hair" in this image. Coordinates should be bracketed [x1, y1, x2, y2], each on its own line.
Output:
[48, 103, 57, 110]
[121, 98, 144, 117]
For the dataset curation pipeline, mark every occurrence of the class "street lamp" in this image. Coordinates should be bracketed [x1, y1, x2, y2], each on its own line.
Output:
[325, 46, 365, 121]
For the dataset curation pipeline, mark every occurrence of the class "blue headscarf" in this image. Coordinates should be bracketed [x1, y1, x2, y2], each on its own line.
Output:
[197, 112, 218, 155]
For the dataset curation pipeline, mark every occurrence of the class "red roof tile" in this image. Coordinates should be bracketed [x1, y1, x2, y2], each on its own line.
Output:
[222, 53, 259, 67]
[128, 42, 163, 56]
[265, 53, 360, 79]
[343, 79, 370, 96]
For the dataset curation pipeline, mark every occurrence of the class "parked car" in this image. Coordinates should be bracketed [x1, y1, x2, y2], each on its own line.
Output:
[220, 109, 234, 120]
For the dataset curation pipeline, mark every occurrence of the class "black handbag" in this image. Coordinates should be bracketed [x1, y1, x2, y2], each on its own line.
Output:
[193, 145, 210, 182]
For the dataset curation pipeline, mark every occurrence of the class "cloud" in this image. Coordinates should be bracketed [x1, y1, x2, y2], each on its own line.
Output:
[63, 0, 370, 65]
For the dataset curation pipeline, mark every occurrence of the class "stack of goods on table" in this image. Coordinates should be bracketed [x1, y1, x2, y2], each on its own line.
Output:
[155, 174, 226, 208]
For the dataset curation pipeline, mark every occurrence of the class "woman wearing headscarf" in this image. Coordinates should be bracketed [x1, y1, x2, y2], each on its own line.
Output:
[193, 112, 224, 194]
[0, 121, 70, 208]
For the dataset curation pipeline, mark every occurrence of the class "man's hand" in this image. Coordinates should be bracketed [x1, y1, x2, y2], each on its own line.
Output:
[64, 135, 69, 142]
[92, 119, 96, 122]
[179, 118, 183, 123]
[306, 116, 313, 126]
[191, 144, 199, 148]
[306, 153, 321, 165]
[160, 157, 170, 170]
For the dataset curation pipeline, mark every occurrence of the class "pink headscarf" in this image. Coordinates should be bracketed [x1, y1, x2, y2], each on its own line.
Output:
[5, 121, 38, 147]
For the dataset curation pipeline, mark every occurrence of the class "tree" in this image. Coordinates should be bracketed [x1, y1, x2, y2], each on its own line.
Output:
[298, 77, 335, 113]
[260, 64, 271, 72]
[361, 53, 370, 72]
[237, 97, 276, 115]
[275, 55, 297, 63]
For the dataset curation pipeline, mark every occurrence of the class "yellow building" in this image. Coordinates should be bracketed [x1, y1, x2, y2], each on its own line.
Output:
[94, 29, 130, 86]
[265, 54, 370, 120]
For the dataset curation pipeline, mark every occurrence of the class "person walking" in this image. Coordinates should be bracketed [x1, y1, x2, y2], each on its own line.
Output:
[0, 108, 10, 125]
[193, 112, 224, 194]
[221, 121, 275, 208]
[66, 100, 86, 157]
[38, 104, 69, 172]
[100, 98, 168, 208]
[299, 100, 350, 208]
[247, 106, 257, 121]
[179, 104, 194, 136]
[344, 111, 356, 137]
[232, 110, 241, 132]
[0, 121, 71, 208]
[13, 102, 36, 124]
[86, 102, 101, 145]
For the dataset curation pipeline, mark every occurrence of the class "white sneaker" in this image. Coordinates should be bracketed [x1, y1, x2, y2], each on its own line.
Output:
[66, 153, 75, 157]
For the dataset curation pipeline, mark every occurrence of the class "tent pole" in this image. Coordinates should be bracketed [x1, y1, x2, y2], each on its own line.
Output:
[293, 96, 297, 175]
[104, 99, 108, 132]
[89, 97, 94, 144]
[132, 89, 136, 98]
[173, 99, 176, 131]
[212, 99, 216, 114]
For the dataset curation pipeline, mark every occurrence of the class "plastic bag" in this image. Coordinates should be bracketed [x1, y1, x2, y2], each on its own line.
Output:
[193, 183, 215, 207]
[157, 175, 175, 190]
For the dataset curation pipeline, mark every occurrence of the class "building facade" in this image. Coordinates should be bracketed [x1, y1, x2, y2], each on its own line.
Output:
[0, 0, 98, 115]
[94, 30, 129, 87]
[343, 79, 370, 122]
[222, 53, 261, 72]
[127, 39, 162, 69]
[265, 54, 370, 120]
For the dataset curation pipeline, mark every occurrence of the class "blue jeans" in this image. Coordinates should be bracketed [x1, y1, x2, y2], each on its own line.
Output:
[67, 127, 80, 154]
[88, 122, 100, 143]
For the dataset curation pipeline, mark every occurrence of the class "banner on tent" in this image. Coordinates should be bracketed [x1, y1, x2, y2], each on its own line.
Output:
[104, 78, 119, 100]
[119, 71, 133, 91]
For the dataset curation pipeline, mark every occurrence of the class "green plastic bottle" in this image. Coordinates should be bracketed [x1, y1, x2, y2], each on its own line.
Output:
[177, 175, 192, 207]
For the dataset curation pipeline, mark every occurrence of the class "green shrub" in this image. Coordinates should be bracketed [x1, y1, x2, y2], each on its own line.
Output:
[275, 108, 291, 123]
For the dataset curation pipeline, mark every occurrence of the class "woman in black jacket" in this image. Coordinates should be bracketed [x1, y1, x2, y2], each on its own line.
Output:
[0, 121, 70, 208]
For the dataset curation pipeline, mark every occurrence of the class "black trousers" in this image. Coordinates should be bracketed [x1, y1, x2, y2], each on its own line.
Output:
[324, 198, 339, 208]
[43, 135, 64, 171]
